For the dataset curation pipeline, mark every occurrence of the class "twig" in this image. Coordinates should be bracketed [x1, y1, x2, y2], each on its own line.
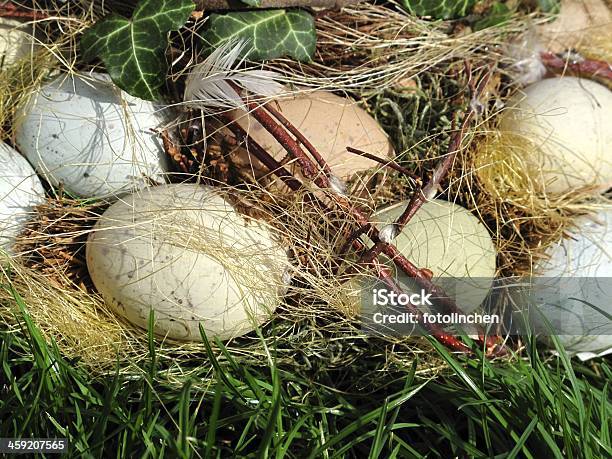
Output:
[265, 102, 333, 176]
[540, 51, 612, 82]
[392, 66, 491, 234]
[225, 110, 473, 352]
[345, 146, 421, 182]
[242, 99, 328, 187]
[221, 115, 305, 192]
[0, 1, 48, 19]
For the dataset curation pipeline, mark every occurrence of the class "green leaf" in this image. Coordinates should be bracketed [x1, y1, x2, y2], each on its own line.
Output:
[81, 0, 194, 100]
[474, 3, 512, 30]
[240, 0, 262, 6]
[401, 0, 477, 19]
[202, 9, 316, 62]
[537, 0, 560, 13]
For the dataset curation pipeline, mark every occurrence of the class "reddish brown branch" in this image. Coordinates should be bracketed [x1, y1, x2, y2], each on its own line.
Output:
[265, 102, 333, 176]
[0, 2, 47, 19]
[393, 67, 492, 233]
[540, 51, 612, 81]
[242, 99, 328, 188]
[225, 111, 472, 352]
[345, 146, 421, 182]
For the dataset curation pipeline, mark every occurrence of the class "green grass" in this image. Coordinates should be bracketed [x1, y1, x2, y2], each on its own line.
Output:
[1, 290, 610, 458]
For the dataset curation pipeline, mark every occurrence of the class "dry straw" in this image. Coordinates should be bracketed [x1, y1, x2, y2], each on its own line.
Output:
[0, 1, 609, 375]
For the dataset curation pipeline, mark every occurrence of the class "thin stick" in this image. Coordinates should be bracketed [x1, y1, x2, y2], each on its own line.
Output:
[225, 112, 473, 352]
[540, 51, 612, 81]
[242, 99, 329, 188]
[265, 102, 333, 176]
[392, 67, 492, 233]
[345, 146, 421, 181]
[0, 1, 47, 19]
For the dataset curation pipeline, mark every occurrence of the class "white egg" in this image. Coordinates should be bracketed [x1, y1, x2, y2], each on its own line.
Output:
[0, 18, 36, 69]
[86, 184, 289, 341]
[371, 199, 497, 313]
[532, 205, 612, 360]
[499, 77, 612, 194]
[0, 141, 45, 252]
[15, 73, 169, 199]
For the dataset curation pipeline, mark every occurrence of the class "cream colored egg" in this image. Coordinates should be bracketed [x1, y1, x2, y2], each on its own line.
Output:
[532, 205, 612, 360]
[371, 199, 497, 313]
[231, 90, 394, 180]
[0, 141, 45, 253]
[15, 73, 169, 199]
[0, 18, 36, 69]
[499, 77, 612, 194]
[86, 184, 289, 341]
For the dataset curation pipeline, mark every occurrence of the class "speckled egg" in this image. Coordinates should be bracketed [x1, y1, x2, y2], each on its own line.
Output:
[86, 184, 289, 341]
[15, 73, 169, 199]
[532, 205, 612, 360]
[371, 199, 497, 313]
[0, 141, 45, 252]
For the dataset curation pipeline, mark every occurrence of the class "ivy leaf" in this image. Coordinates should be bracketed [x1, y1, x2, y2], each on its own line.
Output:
[202, 9, 316, 62]
[401, 0, 476, 20]
[474, 3, 512, 30]
[240, 0, 262, 6]
[81, 0, 194, 100]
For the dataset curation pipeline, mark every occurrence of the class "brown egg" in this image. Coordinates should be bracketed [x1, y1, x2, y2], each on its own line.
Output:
[229, 90, 394, 183]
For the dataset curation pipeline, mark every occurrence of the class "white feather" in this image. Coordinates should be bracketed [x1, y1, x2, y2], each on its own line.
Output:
[328, 174, 348, 196]
[184, 40, 284, 111]
[379, 223, 399, 244]
[505, 29, 547, 87]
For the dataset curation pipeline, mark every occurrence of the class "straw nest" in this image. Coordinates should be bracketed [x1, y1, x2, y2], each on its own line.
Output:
[0, 1, 610, 377]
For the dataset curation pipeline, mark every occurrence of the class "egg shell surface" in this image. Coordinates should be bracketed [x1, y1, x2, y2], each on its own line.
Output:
[86, 184, 289, 341]
[0, 141, 45, 252]
[15, 73, 168, 199]
[231, 90, 394, 180]
[533, 205, 612, 359]
[499, 77, 612, 194]
[371, 199, 497, 313]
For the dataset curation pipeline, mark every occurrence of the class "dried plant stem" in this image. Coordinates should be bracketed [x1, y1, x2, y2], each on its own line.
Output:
[224, 120, 473, 352]
[540, 52, 612, 81]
